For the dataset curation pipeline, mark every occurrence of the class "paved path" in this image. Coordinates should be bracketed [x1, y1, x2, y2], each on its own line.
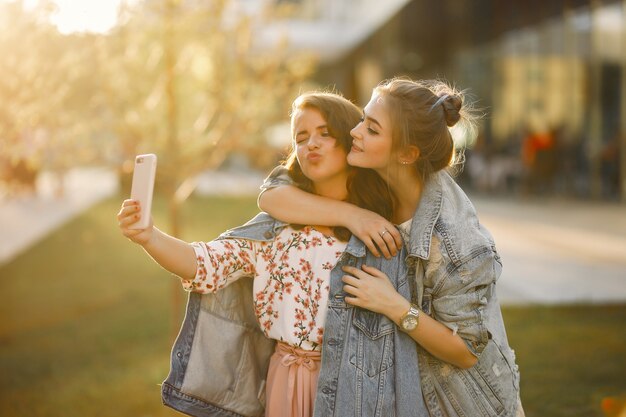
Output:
[473, 196, 626, 305]
[0, 168, 118, 264]
[1, 169, 624, 305]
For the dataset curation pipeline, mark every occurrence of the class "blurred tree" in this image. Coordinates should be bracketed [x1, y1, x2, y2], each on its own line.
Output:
[0, 0, 314, 223]
[0, 0, 99, 195]
[95, 0, 315, 237]
[92, 0, 315, 333]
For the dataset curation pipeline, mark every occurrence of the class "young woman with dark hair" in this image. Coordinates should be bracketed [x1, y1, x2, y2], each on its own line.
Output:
[117, 91, 395, 417]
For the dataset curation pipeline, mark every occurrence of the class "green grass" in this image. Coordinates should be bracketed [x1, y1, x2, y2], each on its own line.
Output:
[504, 304, 626, 417]
[1, 194, 625, 417]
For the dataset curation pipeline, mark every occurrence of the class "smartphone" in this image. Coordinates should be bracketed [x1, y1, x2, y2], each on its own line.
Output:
[129, 153, 157, 229]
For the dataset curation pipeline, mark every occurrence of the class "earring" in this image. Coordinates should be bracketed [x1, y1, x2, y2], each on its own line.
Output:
[400, 161, 410, 165]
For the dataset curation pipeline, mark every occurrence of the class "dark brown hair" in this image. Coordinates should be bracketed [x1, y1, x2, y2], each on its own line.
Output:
[375, 78, 476, 183]
[283, 92, 394, 240]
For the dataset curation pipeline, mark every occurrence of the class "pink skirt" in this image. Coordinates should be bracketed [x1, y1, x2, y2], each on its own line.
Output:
[265, 342, 321, 417]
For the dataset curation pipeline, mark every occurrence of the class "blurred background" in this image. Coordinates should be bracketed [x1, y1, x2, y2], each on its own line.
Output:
[0, 1, 625, 417]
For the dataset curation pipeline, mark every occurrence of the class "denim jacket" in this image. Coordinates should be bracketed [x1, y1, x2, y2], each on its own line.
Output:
[255, 168, 522, 416]
[406, 170, 521, 417]
[161, 211, 429, 417]
[161, 213, 277, 417]
[161, 169, 520, 417]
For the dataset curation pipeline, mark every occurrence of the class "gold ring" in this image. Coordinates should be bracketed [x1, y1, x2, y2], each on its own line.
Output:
[380, 230, 389, 237]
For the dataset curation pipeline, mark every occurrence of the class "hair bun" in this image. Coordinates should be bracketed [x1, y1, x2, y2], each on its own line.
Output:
[441, 94, 462, 127]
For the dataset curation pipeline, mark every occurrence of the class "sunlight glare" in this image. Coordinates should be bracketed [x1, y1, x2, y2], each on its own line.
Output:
[50, 0, 121, 34]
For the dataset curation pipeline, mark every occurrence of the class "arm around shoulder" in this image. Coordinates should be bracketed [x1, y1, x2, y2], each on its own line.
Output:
[259, 184, 359, 227]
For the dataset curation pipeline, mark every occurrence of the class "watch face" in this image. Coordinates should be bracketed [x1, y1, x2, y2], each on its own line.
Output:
[402, 316, 418, 331]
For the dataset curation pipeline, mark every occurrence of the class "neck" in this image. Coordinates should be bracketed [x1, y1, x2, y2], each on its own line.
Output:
[377, 166, 423, 223]
[312, 175, 348, 201]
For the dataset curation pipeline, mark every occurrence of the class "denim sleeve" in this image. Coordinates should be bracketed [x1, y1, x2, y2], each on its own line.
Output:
[430, 250, 500, 357]
[259, 165, 293, 193]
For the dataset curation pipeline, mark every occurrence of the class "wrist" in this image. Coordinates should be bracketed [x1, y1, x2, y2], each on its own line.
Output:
[142, 226, 158, 249]
[385, 295, 411, 326]
[399, 303, 421, 332]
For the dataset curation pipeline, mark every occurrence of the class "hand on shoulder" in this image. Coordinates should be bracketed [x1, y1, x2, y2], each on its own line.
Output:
[345, 207, 403, 259]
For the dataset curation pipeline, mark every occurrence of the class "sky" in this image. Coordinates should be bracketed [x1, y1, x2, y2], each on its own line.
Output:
[16, 0, 122, 34]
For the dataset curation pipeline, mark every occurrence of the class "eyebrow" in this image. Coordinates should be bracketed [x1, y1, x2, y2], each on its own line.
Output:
[363, 113, 382, 129]
[295, 124, 328, 136]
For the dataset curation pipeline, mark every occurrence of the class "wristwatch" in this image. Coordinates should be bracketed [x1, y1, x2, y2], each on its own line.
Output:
[399, 304, 420, 332]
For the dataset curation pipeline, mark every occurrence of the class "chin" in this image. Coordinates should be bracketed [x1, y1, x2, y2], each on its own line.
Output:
[347, 152, 367, 168]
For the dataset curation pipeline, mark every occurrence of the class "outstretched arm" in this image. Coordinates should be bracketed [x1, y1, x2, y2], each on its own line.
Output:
[259, 184, 402, 259]
[117, 199, 196, 279]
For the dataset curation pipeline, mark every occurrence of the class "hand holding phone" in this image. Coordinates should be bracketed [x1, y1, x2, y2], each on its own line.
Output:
[129, 154, 157, 230]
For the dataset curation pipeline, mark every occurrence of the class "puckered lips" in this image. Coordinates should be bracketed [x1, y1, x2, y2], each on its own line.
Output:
[306, 152, 322, 162]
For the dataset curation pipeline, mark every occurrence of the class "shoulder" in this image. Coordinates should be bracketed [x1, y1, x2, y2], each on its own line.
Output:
[432, 172, 496, 266]
[218, 212, 287, 241]
[260, 165, 293, 192]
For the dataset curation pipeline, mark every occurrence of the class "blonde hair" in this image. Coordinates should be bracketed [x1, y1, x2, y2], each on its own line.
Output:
[374, 78, 477, 182]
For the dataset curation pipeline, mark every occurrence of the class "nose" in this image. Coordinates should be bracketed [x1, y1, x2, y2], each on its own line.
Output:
[350, 124, 361, 139]
[307, 134, 321, 149]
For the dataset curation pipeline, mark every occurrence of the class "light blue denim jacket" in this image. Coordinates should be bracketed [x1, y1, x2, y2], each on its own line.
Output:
[404, 170, 520, 416]
[161, 169, 520, 417]
[258, 168, 522, 416]
[161, 214, 276, 417]
[161, 211, 429, 417]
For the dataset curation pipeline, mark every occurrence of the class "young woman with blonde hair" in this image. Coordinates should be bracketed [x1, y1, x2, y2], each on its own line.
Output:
[259, 78, 524, 417]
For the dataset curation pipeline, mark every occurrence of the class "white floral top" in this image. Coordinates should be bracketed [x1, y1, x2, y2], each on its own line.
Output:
[182, 226, 347, 351]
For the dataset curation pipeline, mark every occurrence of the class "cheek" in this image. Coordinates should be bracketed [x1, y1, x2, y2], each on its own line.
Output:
[295, 147, 307, 167]
[296, 145, 305, 158]
[372, 135, 392, 154]
[371, 139, 393, 162]
[329, 149, 348, 169]
[348, 141, 390, 169]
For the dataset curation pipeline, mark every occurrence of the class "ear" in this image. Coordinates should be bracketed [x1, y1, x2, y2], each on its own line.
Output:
[398, 145, 420, 165]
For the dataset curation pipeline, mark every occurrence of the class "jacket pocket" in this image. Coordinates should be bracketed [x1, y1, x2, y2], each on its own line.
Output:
[348, 308, 395, 377]
[352, 308, 395, 340]
[425, 338, 518, 417]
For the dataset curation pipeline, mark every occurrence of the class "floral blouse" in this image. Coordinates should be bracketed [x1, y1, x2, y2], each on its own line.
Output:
[182, 226, 347, 351]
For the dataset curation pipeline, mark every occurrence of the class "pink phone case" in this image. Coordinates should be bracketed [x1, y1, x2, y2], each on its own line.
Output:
[129, 154, 157, 229]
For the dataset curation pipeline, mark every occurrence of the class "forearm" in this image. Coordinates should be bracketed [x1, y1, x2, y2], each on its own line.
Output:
[258, 186, 358, 227]
[141, 227, 197, 280]
[385, 297, 478, 369]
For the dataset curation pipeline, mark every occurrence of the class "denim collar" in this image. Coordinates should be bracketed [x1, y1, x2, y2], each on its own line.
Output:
[406, 171, 444, 260]
[345, 235, 367, 258]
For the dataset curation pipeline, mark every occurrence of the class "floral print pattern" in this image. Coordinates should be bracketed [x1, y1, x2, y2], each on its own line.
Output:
[182, 226, 346, 351]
